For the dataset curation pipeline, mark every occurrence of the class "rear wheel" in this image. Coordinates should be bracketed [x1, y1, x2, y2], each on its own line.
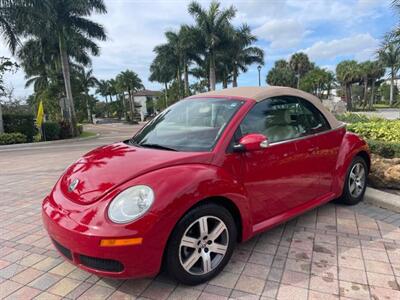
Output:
[337, 156, 368, 205]
[165, 203, 237, 285]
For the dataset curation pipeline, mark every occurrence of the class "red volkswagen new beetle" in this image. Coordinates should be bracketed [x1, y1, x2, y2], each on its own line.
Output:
[43, 87, 370, 285]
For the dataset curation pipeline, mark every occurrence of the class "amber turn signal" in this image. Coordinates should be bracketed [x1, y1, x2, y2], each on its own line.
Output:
[100, 237, 143, 247]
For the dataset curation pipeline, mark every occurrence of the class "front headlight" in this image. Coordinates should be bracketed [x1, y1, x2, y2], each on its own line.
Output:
[108, 185, 154, 224]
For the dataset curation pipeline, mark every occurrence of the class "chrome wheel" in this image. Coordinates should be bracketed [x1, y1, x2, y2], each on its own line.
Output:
[179, 216, 229, 275]
[348, 162, 366, 198]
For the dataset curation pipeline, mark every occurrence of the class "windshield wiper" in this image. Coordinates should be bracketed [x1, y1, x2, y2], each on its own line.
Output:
[139, 143, 177, 151]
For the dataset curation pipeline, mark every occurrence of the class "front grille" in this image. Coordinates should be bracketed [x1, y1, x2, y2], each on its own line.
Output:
[79, 254, 124, 272]
[52, 239, 73, 260]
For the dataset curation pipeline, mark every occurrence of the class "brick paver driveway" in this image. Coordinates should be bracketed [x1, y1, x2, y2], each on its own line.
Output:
[1, 123, 400, 300]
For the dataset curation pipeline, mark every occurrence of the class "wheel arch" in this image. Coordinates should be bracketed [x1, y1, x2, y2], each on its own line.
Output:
[355, 150, 371, 172]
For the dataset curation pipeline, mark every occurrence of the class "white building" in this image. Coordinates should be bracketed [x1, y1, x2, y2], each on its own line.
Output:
[126, 90, 160, 121]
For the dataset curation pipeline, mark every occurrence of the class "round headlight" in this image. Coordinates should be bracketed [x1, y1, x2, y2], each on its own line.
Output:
[108, 185, 154, 224]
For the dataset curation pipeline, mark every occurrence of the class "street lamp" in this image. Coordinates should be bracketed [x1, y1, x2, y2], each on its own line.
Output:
[257, 65, 262, 87]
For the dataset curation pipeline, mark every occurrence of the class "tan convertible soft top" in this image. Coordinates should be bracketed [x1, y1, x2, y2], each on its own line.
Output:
[192, 86, 342, 129]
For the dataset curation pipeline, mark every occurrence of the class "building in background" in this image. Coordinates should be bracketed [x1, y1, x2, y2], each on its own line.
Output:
[126, 89, 161, 121]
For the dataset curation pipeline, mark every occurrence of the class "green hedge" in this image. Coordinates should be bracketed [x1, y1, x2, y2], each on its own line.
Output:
[335, 112, 372, 123]
[0, 132, 27, 145]
[3, 113, 36, 142]
[42, 122, 61, 141]
[347, 120, 400, 142]
[367, 140, 400, 158]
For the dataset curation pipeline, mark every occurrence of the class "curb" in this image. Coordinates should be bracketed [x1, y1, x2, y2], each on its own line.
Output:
[364, 187, 400, 213]
[0, 133, 100, 150]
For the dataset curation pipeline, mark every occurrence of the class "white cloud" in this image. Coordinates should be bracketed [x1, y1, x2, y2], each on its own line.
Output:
[301, 33, 379, 61]
[253, 19, 310, 49]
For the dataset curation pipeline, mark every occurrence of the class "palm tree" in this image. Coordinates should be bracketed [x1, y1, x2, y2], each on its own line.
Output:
[149, 55, 175, 107]
[336, 60, 361, 111]
[116, 70, 144, 122]
[188, 1, 236, 91]
[227, 24, 264, 87]
[378, 39, 400, 106]
[0, 0, 107, 136]
[96, 80, 109, 103]
[78, 68, 98, 122]
[266, 59, 296, 88]
[289, 52, 312, 88]
[369, 61, 385, 109]
[359, 61, 375, 108]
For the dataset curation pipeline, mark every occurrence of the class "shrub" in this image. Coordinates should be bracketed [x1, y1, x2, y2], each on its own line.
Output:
[335, 112, 371, 124]
[77, 124, 83, 135]
[367, 140, 400, 158]
[0, 132, 27, 145]
[42, 122, 61, 141]
[58, 120, 72, 140]
[346, 120, 400, 142]
[2, 113, 36, 142]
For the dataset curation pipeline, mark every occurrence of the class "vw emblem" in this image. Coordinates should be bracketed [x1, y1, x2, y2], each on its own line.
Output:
[68, 178, 79, 192]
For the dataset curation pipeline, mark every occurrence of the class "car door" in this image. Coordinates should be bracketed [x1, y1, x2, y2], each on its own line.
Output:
[296, 97, 345, 195]
[235, 96, 324, 225]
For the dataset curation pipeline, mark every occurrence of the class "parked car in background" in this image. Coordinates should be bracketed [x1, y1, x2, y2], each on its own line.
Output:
[42, 87, 370, 285]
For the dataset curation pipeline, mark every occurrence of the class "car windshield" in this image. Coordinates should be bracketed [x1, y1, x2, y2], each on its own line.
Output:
[131, 98, 244, 152]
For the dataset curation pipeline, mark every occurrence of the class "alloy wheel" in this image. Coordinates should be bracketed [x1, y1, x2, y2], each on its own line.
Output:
[348, 162, 366, 198]
[179, 216, 229, 275]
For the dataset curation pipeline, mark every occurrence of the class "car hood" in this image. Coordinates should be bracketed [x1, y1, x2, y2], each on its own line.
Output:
[59, 142, 214, 204]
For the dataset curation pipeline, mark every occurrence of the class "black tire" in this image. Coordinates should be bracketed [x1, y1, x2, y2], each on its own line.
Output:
[337, 156, 368, 205]
[165, 203, 237, 285]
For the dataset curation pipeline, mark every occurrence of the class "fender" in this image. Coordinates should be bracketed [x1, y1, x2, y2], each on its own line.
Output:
[125, 164, 253, 242]
[332, 131, 370, 196]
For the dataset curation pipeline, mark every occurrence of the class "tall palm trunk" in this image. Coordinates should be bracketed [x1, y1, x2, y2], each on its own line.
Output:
[296, 74, 300, 89]
[176, 68, 182, 99]
[183, 59, 189, 97]
[128, 89, 134, 121]
[232, 67, 238, 87]
[121, 93, 128, 120]
[209, 50, 216, 91]
[59, 36, 78, 136]
[363, 78, 368, 108]
[85, 92, 92, 123]
[345, 83, 352, 111]
[164, 82, 168, 108]
[105, 96, 108, 118]
[390, 68, 394, 106]
[369, 80, 375, 110]
[0, 103, 3, 133]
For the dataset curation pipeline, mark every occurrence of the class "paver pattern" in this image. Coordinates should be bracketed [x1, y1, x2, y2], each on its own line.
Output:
[1, 123, 400, 300]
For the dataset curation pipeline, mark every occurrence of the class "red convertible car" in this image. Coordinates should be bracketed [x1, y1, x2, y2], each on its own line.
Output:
[42, 87, 370, 285]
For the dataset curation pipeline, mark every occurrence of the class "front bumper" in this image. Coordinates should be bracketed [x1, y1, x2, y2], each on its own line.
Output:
[42, 196, 166, 279]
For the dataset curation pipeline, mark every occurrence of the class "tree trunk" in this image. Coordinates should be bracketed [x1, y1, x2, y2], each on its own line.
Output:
[59, 36, 78, 136]
[222, 77, 228, 89]
[0, 102, 3, 133]
[128, 89, 134, 121]
[183, 59, 189, 97]
[369, 80, 375, 110]
[209, 50, 216, 91]
[232, 68, 238, 87]
[176, 68, 182, 99]
[297, 74, 300, 89]
[105, 95, 108, 118]
[363, 78, 368, 108]
[164, 82, 168, 109]
[390, 69, 394, 106]
[86, 92, 92, 123]
[121, 93, 128, 120]
[346, 83, 352, 111]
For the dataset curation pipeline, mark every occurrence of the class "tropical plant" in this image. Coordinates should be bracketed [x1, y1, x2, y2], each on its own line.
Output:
[0, 56, 18, 133]
[227, 24, 264, 87]
[378, 39, 400, 106]
[77, 68, 98, 122]
[116, 70, 144, 122]
[299, 67, 335, 99]
[266, 59, 296, 88]
[289, 52, 312, 88]
[336, 60, 361, 111]
[188, 0, 236, 91]
[0, 0, 107, 136]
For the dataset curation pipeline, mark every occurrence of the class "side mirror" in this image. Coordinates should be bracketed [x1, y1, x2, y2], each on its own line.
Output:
[233, 133, 269, 152]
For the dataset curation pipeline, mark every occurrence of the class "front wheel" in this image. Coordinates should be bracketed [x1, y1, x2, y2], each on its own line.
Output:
[165, 203, 237, 285]
[337, 156, 368, 205]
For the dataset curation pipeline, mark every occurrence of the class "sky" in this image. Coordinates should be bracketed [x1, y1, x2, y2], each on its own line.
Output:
[0, 0, 398, 99]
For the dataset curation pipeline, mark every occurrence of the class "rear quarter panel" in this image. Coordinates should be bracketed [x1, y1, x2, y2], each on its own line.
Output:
[332, 131, 370, 197]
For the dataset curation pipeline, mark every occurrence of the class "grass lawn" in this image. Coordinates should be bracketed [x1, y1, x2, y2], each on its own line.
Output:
[79, 131, 97, 138]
